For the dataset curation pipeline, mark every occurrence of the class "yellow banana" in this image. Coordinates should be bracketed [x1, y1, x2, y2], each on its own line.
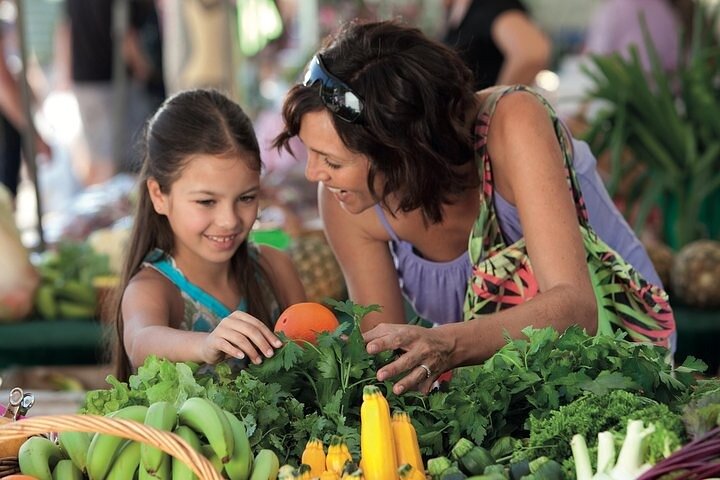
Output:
[51, 458, 84, 480]
[141, 401, 178, 475]
[172, 425, 202, 480]
[177, 397, 234, 464]
[249, 449, 280, 480]
[223, 410, 253, 480]
[18, 436, 66, 480]
[106, 440, 141, 480]
[57, 430, 91, 474]
[87, 404, 149, 480]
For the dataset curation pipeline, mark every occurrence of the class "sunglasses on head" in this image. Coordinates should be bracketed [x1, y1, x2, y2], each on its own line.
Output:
[303, 54, 364, 123]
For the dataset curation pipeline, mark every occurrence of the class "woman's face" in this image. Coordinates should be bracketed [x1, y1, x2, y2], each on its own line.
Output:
[298, 109, 380, 215]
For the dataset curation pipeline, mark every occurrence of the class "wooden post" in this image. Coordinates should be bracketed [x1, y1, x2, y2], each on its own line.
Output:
[14, 0, 44, 250]
[111, 0, 129, 171]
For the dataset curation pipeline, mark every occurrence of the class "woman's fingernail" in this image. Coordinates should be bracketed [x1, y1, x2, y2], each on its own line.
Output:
[367, 345, 377, 354]
[266, 349, 274, 357]
[274, 340, 282, 347]
[395, 385, 405, 394]
[236, 353, 245, 359]
[377, 371, 386, 381]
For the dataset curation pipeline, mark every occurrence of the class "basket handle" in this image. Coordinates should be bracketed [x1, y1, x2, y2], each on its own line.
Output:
[0, 414, 223, 480]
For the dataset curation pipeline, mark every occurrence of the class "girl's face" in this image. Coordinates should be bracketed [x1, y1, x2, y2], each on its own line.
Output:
[298, 110, 380, 215]
[148, 154, 260, 269]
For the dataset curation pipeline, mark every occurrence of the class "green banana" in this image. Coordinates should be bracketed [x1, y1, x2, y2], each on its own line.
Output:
[141, 401, 178, 475]
[87, 404, 149, 480]
[52, 458, 84, 480]
[106, 440, 141, 480]
[172, 425, 202, 480]
[56, 279, 97, 305]
[223, 411, 253, 480]
[57, 430, 91, 474]
[249, 449, 279, 480]
[35, 284, 58, 318]
[18, 436, 66, 480]
[139, 455, 170, 479]
[57, 300, 97, 319]
[177, 397, 234, 464]
[201, 444, 224, 473]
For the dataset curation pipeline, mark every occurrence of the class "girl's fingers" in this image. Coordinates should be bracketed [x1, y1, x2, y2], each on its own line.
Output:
[221, 328, 271, 364]
[231, 311, 283, 347]
[222, 312, 280, 356]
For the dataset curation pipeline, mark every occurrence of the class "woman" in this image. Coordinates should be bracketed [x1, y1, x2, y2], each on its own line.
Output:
[274, 20, 675, 395]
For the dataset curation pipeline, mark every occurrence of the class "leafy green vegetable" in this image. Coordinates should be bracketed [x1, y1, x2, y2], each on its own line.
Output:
[518, 389, 685, 467]
[81, 306, 704, 464]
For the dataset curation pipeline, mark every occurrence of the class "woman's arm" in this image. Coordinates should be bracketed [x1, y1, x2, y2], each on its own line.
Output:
[318, 184, 406, 331]
[493, 11, 552, 86]
[365, 91, 597, 394]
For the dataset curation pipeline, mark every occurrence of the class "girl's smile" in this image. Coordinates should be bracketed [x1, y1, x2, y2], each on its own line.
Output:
[148, 153, 260, 272]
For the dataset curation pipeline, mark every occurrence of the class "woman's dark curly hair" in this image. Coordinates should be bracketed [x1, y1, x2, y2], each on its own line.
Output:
[274, 19, 479, 224]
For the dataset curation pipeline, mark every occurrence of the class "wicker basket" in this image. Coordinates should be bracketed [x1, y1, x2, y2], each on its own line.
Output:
[0, 414, 222, 479]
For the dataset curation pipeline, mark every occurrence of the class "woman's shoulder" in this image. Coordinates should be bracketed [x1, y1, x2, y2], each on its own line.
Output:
[480, 86, 555, 137]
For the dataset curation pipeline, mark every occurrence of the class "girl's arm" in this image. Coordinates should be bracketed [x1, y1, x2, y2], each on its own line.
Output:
[122, 268, 211, 366]
[122, 267, 286, 368]
[258, 244, 307, 307]
[365, 91, 597, 394]
[318, 183, 406, 331]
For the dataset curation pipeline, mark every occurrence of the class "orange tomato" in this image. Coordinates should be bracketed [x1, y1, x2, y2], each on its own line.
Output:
[274, 302, 340, 344]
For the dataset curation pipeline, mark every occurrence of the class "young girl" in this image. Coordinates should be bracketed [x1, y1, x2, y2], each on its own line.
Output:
[111, 89, 306, 381]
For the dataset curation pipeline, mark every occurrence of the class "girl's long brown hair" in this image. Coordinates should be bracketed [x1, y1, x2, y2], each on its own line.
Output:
[107, 89, 280, 381]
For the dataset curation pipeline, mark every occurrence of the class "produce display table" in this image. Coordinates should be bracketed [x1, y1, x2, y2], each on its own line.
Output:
[0, 306, 717, 373]
[0, 319, 107, 369]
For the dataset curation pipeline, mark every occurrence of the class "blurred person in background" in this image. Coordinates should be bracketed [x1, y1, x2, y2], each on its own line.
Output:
[583, 0, 694, 74]
[442, 0, 552, 90]
[55, 0, 162, 187]
[0, 12, 51, 201]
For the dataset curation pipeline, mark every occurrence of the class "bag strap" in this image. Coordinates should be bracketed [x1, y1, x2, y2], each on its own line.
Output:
[472, 85, 591, 242]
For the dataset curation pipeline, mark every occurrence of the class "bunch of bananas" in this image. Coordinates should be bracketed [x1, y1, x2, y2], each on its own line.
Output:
[32, 242, 114, 320]
[17, 398, 281, 480]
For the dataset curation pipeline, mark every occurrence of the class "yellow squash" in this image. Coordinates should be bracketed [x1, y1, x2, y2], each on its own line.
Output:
[391, 411, 424, 474]
[360, 385, 398, 480]
[326, 435, 352, 474]
[301, 437, 326, 476]
[398, 463, 426, 480]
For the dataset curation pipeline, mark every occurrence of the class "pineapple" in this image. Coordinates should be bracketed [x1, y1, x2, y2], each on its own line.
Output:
[670, 240, 720, 308]
[288, 231, 346, 303]
[644, 240, 674, 292]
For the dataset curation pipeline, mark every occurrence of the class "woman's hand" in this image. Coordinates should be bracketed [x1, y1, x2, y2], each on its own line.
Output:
[363, 323, 457, 395]
[202, 311, 283, 365]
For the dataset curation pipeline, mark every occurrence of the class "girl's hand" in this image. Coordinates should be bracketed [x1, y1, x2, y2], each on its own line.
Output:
[202, 311, 283, 365]
[363, 323, 457, 395]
